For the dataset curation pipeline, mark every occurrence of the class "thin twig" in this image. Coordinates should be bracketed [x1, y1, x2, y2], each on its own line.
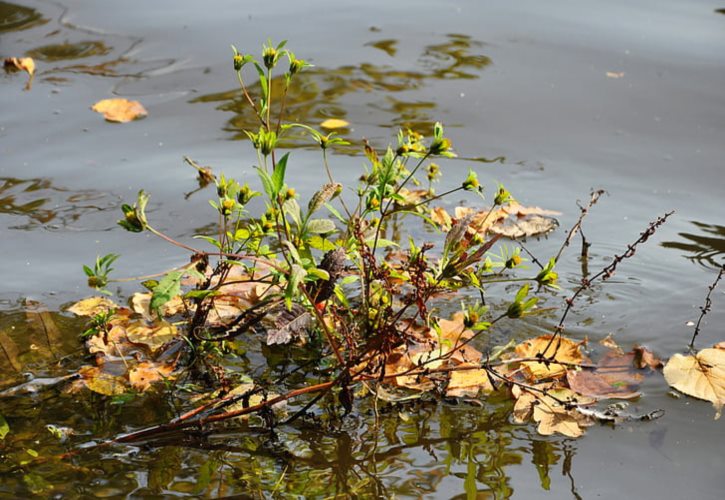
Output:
[689, 265, 724, 349]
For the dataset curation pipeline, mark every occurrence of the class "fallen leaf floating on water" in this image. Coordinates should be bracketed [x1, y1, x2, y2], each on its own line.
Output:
[320, 118, 349, 129]
[663, 344, 725, 419]
[4, 57, 36, 89]
[4, 57, 35, 76]
[450, 203, 560, 239]
[128, 361, 175, 392]
[566, 350, 644, 400]
[67, 296, 119, 317]
[77, 365, 128, 396]
[606, 71, 625, 78]
[445, 364, 494, 398]
[514, 334, 588, 380]
[633, 345, 663, 370]
[125, 321, 178, 352]
[91, 98, 147, 123]
[513, 384, 595, 438]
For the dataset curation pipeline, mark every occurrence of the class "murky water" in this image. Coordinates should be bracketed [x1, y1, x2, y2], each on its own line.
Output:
[1, 0, 724, 497]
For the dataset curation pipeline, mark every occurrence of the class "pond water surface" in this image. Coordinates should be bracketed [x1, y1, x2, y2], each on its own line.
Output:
[1, 0, 724, 498]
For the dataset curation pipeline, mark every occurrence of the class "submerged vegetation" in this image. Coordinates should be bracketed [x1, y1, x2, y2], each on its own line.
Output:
[2, 40, 724, 496]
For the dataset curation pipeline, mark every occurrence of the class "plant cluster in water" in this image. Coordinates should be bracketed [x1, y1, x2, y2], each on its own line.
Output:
[8, 42, 723, 463]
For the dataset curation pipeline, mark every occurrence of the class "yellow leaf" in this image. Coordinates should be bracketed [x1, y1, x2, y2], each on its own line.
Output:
[606, 71, 625, 79]
[126, 321, 178, 351]
[4, 57, 35, 76]
[663, 346, 725, 419]
[320, 118, 349, 129]
[131, 292, 185, 321]
[446, 365, 494, 398]
[430, 207, 452, 230]
[91, 98, 147, 123]
[67, 296, 118, 317]
[515, 335, 587, 380]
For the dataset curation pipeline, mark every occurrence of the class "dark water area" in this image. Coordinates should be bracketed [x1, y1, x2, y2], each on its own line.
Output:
[1, 0, 724, 497]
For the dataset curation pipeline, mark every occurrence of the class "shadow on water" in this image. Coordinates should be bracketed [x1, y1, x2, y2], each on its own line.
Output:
[0, 177, 120, 230]
[661, 220, 725, 268]
[192, 34, 491, 148]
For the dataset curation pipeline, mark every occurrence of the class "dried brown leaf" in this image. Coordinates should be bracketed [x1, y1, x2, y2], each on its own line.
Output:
[515, 335, 588, 380]
[633, 345, 663, 370]
[446, 365, 494, 398]
[567, 351, 643, 400]
[67, 296, 118, 317]
[663, 346, 725, 419]
[128, 361, 175, 392]
[91, 98, 147, 123]
[4, 57, 35, 75]
[125, 321, 178, 352]
[320, 118, 349, 129]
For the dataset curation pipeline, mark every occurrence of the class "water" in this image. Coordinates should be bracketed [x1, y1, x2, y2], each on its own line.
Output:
[1, 0, 724, 497]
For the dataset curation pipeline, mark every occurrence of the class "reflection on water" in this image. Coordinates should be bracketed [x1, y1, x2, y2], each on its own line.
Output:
[661, 220, 725, 268]
[0, 1, 47, 33]
[193, 34, 491, 145]
[0, 177, 120, 230]
[27, 40, 111, 62]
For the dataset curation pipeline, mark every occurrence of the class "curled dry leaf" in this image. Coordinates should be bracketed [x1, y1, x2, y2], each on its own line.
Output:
[514, 335, 588, 380]
[320, 118, 349, 129]
[449, 202, 560, 239]
[4, 57, 35, 76]
[91, 98, 147, 123]
[663, 345, 725, 419]
[67, 296, 118, 317]
[633, 345, 663, 370]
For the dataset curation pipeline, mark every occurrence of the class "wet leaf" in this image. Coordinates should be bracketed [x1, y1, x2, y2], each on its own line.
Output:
[567, 350, 643, 400]
[445, 365, 494, 398]
[126, 321, 178, 352]
[78, 365, 128, 395]
[663, 345, 725, 419]
[320, 118, 349, 129]
[606, 71, 625, 78]
[128, 361, 175, 392]
[67, 296, 118, 317]
[267, 305, 312, 345]
[91, 98, 147, 123]
[513, 384, 595, 438]
[514, 335, 587, 380]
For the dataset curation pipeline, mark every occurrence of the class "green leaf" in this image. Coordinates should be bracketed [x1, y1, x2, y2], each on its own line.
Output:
[184, 290, 219, 300]
[283, 198, 302, 228]
[306, 218, 337, 234]
[0, 414, 9, 440]
[272, 152, 290, 194]
[307, 235, 336, 251]
[193, 235, 222, 249]
[253, 62, 268, 99]
[82, 265, 94, 277]
[285, 264, 307, 309]
[256, 167, 275, 199]
[150, 270, 184, 317]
